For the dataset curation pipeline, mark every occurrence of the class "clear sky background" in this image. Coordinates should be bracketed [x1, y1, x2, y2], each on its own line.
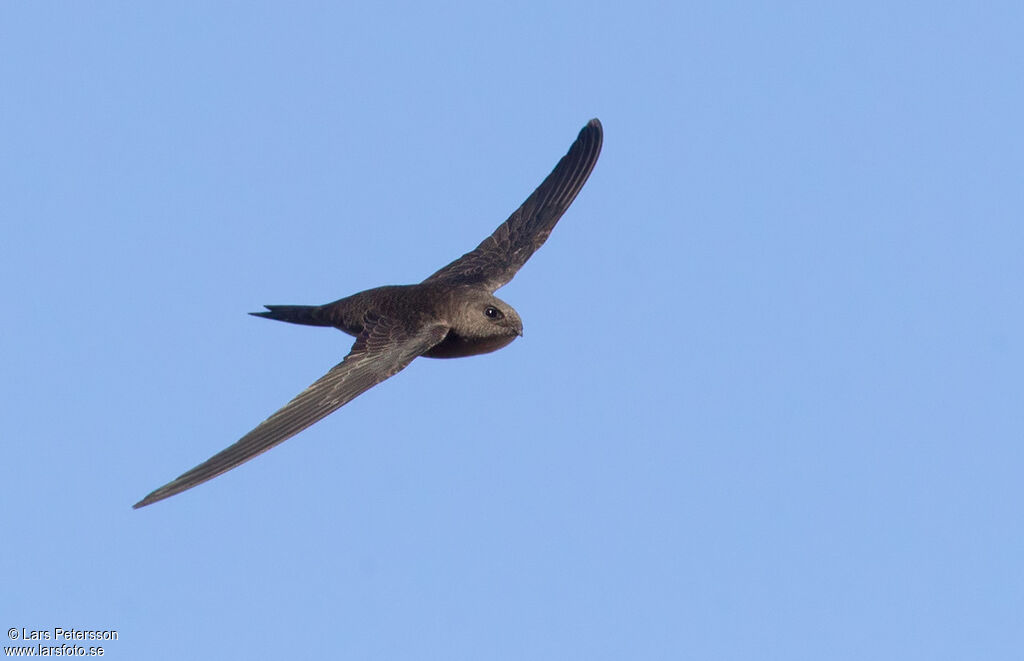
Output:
[2, 3, 1022, 659]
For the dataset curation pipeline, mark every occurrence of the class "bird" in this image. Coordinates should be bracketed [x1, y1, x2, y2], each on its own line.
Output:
[133, 118, 603, 508]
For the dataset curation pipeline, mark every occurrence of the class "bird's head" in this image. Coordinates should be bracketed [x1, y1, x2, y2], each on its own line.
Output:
[447, 288, 523, 345]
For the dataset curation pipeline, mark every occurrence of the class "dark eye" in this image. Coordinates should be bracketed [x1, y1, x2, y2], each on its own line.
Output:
[484, 306, 504, 320]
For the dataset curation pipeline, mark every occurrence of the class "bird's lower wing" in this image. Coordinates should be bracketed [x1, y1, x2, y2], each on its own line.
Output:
[134, 322, 449, 508]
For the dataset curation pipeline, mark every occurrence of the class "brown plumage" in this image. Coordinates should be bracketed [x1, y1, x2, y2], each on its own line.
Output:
[134, 118, 603, 508]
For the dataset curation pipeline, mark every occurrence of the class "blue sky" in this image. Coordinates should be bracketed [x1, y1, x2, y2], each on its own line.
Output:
[2, 2, 1022, 659]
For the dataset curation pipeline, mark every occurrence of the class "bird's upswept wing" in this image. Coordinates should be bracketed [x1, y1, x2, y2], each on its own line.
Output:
[424, 118, 603, 293]
[133, 317, 448, 508]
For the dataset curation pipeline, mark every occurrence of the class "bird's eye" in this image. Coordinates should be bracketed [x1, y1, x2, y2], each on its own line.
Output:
[484, 306, 504, 320]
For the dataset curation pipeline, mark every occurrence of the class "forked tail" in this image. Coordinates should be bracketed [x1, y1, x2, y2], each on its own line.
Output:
[249, 304, 332, 326]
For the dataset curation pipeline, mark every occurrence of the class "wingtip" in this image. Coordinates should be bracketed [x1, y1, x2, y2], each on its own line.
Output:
[133, 483, 178, 509]
[578, 118, 603, 153]
[132, 491, 160, 509]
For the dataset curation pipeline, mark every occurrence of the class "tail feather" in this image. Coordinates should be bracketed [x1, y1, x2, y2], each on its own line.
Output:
[250, 304, 331, 327]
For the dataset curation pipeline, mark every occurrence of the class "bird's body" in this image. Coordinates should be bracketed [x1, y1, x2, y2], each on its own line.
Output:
[134, 118, 603, 508]
[253, 284, 523, 359]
